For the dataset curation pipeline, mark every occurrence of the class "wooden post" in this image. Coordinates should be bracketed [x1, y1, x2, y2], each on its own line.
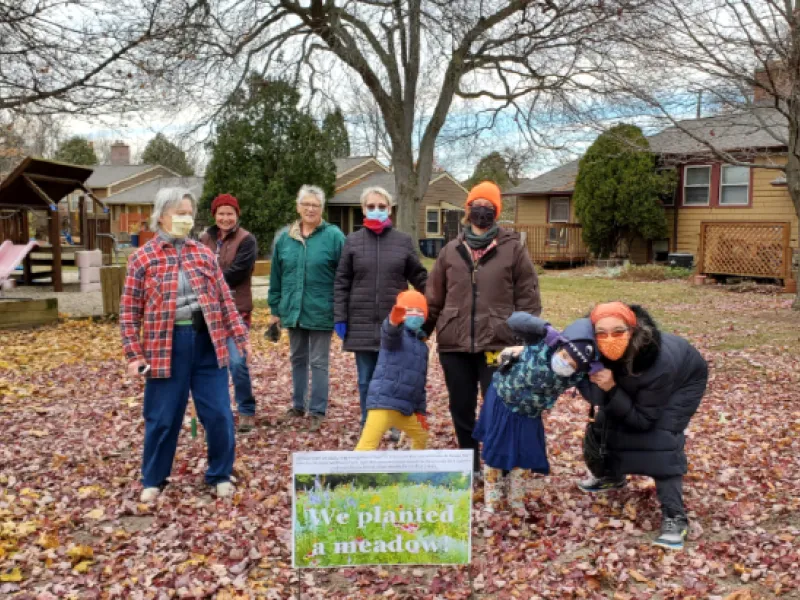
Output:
[696, 222, 707, 275]
[100, 265, 126, 315]
[782, 222, 792, 282]
[21, 210, 32, 285]
[48, 208, 63, 292]
[78, 196, 88, 247]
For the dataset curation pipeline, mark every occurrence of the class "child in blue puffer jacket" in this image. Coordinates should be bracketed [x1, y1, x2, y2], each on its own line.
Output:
[473, 313, 601, 514]
[355, 290, 429, 450]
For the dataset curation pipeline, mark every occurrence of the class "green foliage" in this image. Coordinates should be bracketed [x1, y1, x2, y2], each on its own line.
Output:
[201, 76, 337, 255]
[141, 133, 194, 176]
[614, 265, 693, 281]
[54, 136, 98, 166]
[463, 151, 517, 191]
[573, 124, 671, 258]
[322, 109, 351, 159]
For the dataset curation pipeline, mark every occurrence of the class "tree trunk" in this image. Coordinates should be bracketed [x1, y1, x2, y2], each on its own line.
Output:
[392, 146, 423, 249]
[785, 112, 800, 310]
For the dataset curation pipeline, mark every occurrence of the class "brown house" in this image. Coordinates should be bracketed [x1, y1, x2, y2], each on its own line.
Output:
[507, 108, 798, 282]
[330, 156, 467, 240]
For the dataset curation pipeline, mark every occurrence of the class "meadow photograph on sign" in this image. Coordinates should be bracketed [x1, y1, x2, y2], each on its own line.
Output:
[293, 471, 472, 568]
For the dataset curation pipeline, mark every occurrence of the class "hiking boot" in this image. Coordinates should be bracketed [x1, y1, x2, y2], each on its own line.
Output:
[508, 468, 534, 516]
[653, 516, 689, 550]
[237, 415, 255, 433]
[216, 482, 234, 498]
[279, 408, 305, 422]
[309, 415, 324, 432]
[482, 466, 506, 514]
[140, 487, 160, 503]
[577, 474, 627, 493]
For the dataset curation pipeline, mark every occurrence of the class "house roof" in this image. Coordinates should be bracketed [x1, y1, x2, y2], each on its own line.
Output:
[85, 164, 158, 188]
[330, 171, 396, 205]
[103, 176, 205, 205]
[0, 157, 97, 210]
[330, 170, 467, 206]
[334, 156, 387, 176]
[508, 108, 787, 196]
[504, 161, 579, 196]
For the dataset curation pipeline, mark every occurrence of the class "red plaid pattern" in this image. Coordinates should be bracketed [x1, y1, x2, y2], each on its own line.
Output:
[120, 236, 248, 378]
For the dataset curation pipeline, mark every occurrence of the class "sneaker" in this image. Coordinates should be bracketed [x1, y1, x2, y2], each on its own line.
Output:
[388, 428, 401, 443]
[577, 475, 627, 493]
[309, 415, 324, 432]
[140, 487, 160, 503]
[216, 482, 234, 498]
[653, 516, 689, 550]
[237, 415, 255, 433]
[279, 408, 305, 422]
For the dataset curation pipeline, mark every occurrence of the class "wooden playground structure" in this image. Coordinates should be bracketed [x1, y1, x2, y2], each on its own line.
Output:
[0, 157, 112, 292]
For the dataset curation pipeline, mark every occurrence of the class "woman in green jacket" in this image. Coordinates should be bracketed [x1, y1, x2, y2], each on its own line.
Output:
[268, 185, 345, 431]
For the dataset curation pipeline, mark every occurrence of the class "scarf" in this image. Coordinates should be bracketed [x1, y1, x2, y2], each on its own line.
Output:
[363, 218, 393, 235]
[463, 223, 499, 250]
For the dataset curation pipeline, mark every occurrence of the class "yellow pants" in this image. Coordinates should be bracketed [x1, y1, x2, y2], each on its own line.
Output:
[355, 409, 429, 450]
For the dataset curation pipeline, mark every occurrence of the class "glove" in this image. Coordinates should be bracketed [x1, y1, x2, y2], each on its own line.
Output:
[506, 312, 549, 344]
[264, 321, 281, 343]
[334, 322, 347, 341]
[544, 325, 565, 347]
[389, 305, 406, 325]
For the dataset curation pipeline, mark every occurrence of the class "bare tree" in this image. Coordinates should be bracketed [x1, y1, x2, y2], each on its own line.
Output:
[0, 0, 201, 115]
[147, 0, 639, 242]
[578, 0, 800, 305]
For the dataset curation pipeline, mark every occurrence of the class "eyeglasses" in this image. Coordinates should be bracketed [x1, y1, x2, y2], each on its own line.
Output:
[366, 204, 389, 211]
[595, 328, 630, 340]
[300, 202, 321, 211]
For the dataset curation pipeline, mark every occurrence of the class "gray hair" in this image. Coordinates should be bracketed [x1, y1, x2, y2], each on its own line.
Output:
[150, 187, 197, 231]
[297, 185, 326, 209]
[359, 186, 394, 209]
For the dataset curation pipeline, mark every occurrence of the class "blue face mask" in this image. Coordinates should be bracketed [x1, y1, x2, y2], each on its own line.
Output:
[550, 353, 576, 377]
[366, 208, 389, 222]
[404, 315, 424, 332]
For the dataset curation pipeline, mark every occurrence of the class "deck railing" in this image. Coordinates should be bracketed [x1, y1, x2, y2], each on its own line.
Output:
[504, 223, 588, 264]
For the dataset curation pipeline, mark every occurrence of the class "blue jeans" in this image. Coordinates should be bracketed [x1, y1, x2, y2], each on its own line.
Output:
[226, 337, 255, 416]
[355, 351, 379, 427]
[288, 328, 332, 417]
[141, 326, 235, 488]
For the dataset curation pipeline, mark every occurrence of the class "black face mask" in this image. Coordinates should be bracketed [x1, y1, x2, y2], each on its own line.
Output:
[468, 205, 496, 229]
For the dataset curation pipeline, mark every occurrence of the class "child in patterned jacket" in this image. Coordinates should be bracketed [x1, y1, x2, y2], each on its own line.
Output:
[473, 313, 601, 514]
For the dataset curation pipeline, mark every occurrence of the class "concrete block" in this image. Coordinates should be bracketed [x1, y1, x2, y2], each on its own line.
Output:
[79, 267, 101, 284]
[80, 282, 102, 293]
[75, 250, 103, 268]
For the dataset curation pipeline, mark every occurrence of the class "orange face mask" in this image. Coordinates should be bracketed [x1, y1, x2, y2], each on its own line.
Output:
[597, 333, 630, 361]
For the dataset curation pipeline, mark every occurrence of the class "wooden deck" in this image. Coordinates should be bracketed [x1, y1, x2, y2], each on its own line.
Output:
[505, 223, 588, 264]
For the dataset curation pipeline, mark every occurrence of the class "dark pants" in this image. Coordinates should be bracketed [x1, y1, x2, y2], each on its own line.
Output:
[226, 337, 255, 416]
[439, 352, 496, 472]
[142, 326, 235, 488]
[655, 475, 685, 520]
[355, 351, 379, 427]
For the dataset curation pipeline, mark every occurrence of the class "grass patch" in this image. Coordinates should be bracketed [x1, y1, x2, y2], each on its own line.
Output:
[614, 264, 693, 282]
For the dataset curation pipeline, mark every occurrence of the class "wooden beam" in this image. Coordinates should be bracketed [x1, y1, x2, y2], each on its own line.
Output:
[22, 175, 58, 210]
[47, 207, 63, 292]
[26, 173, 86, 186]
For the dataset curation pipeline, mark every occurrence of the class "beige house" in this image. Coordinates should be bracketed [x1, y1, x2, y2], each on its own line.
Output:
[330, 156, 467, 240]
[507, 108, 798, 281]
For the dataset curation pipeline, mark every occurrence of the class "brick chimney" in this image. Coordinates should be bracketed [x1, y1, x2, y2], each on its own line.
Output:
[110, 141, 130, 166]
[753, 61, 789, 105]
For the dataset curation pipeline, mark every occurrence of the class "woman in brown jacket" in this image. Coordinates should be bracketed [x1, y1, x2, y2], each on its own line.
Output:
[425, 181, 541, 473]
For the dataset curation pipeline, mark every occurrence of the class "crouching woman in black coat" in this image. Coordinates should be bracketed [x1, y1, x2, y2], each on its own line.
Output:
[577, 302, 708, 551]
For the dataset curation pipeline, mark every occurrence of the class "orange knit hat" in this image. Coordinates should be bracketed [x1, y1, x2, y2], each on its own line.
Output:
[590, 301, 637, 327]
[466, 181, 502, 215]
[396, 290, 428, 319]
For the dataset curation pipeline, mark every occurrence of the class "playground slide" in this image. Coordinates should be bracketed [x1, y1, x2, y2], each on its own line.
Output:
[0, 240, 39, 288]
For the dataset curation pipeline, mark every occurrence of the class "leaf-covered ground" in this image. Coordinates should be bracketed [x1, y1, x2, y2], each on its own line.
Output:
[1, 276, 799, 599]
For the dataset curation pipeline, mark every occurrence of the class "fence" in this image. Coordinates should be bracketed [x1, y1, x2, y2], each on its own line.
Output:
[697, 221, 792, 281]
[504, 223, 588, 264]
[0, 210, 27, 244]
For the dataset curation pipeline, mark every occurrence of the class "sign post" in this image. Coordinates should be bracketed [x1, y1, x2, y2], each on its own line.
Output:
[291, 450, 473, 570]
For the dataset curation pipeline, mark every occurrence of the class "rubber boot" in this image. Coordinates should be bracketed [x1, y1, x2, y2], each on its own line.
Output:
[508, 468, 533, 515]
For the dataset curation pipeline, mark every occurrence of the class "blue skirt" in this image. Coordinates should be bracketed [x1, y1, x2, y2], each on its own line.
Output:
[473, 384, 550, 474]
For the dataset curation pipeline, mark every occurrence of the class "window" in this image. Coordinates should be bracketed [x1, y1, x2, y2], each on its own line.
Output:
[547, 227, 567, 246]
[683, 166, 711, 206]
[720, 165, 750, 205]
[426, 208, 440, 235]
[548, 197, 570, 222]
[652, 239, 670, 262]
[327, 206, 345, 231]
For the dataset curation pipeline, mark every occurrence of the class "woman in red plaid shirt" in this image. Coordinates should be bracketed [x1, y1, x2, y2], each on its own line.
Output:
[120, 188, 250, 503]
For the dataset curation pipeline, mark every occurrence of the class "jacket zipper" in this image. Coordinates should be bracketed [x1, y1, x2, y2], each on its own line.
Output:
[458, 242, 498, 354]
[374, 232, 381, 338]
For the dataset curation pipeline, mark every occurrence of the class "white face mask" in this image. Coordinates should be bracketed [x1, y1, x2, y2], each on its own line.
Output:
[167, 214, 194, 238]
[551, 353, 576, 377]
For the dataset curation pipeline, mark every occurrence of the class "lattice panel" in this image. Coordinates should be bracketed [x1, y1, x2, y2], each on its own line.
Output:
[700, 222, 790, 278]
